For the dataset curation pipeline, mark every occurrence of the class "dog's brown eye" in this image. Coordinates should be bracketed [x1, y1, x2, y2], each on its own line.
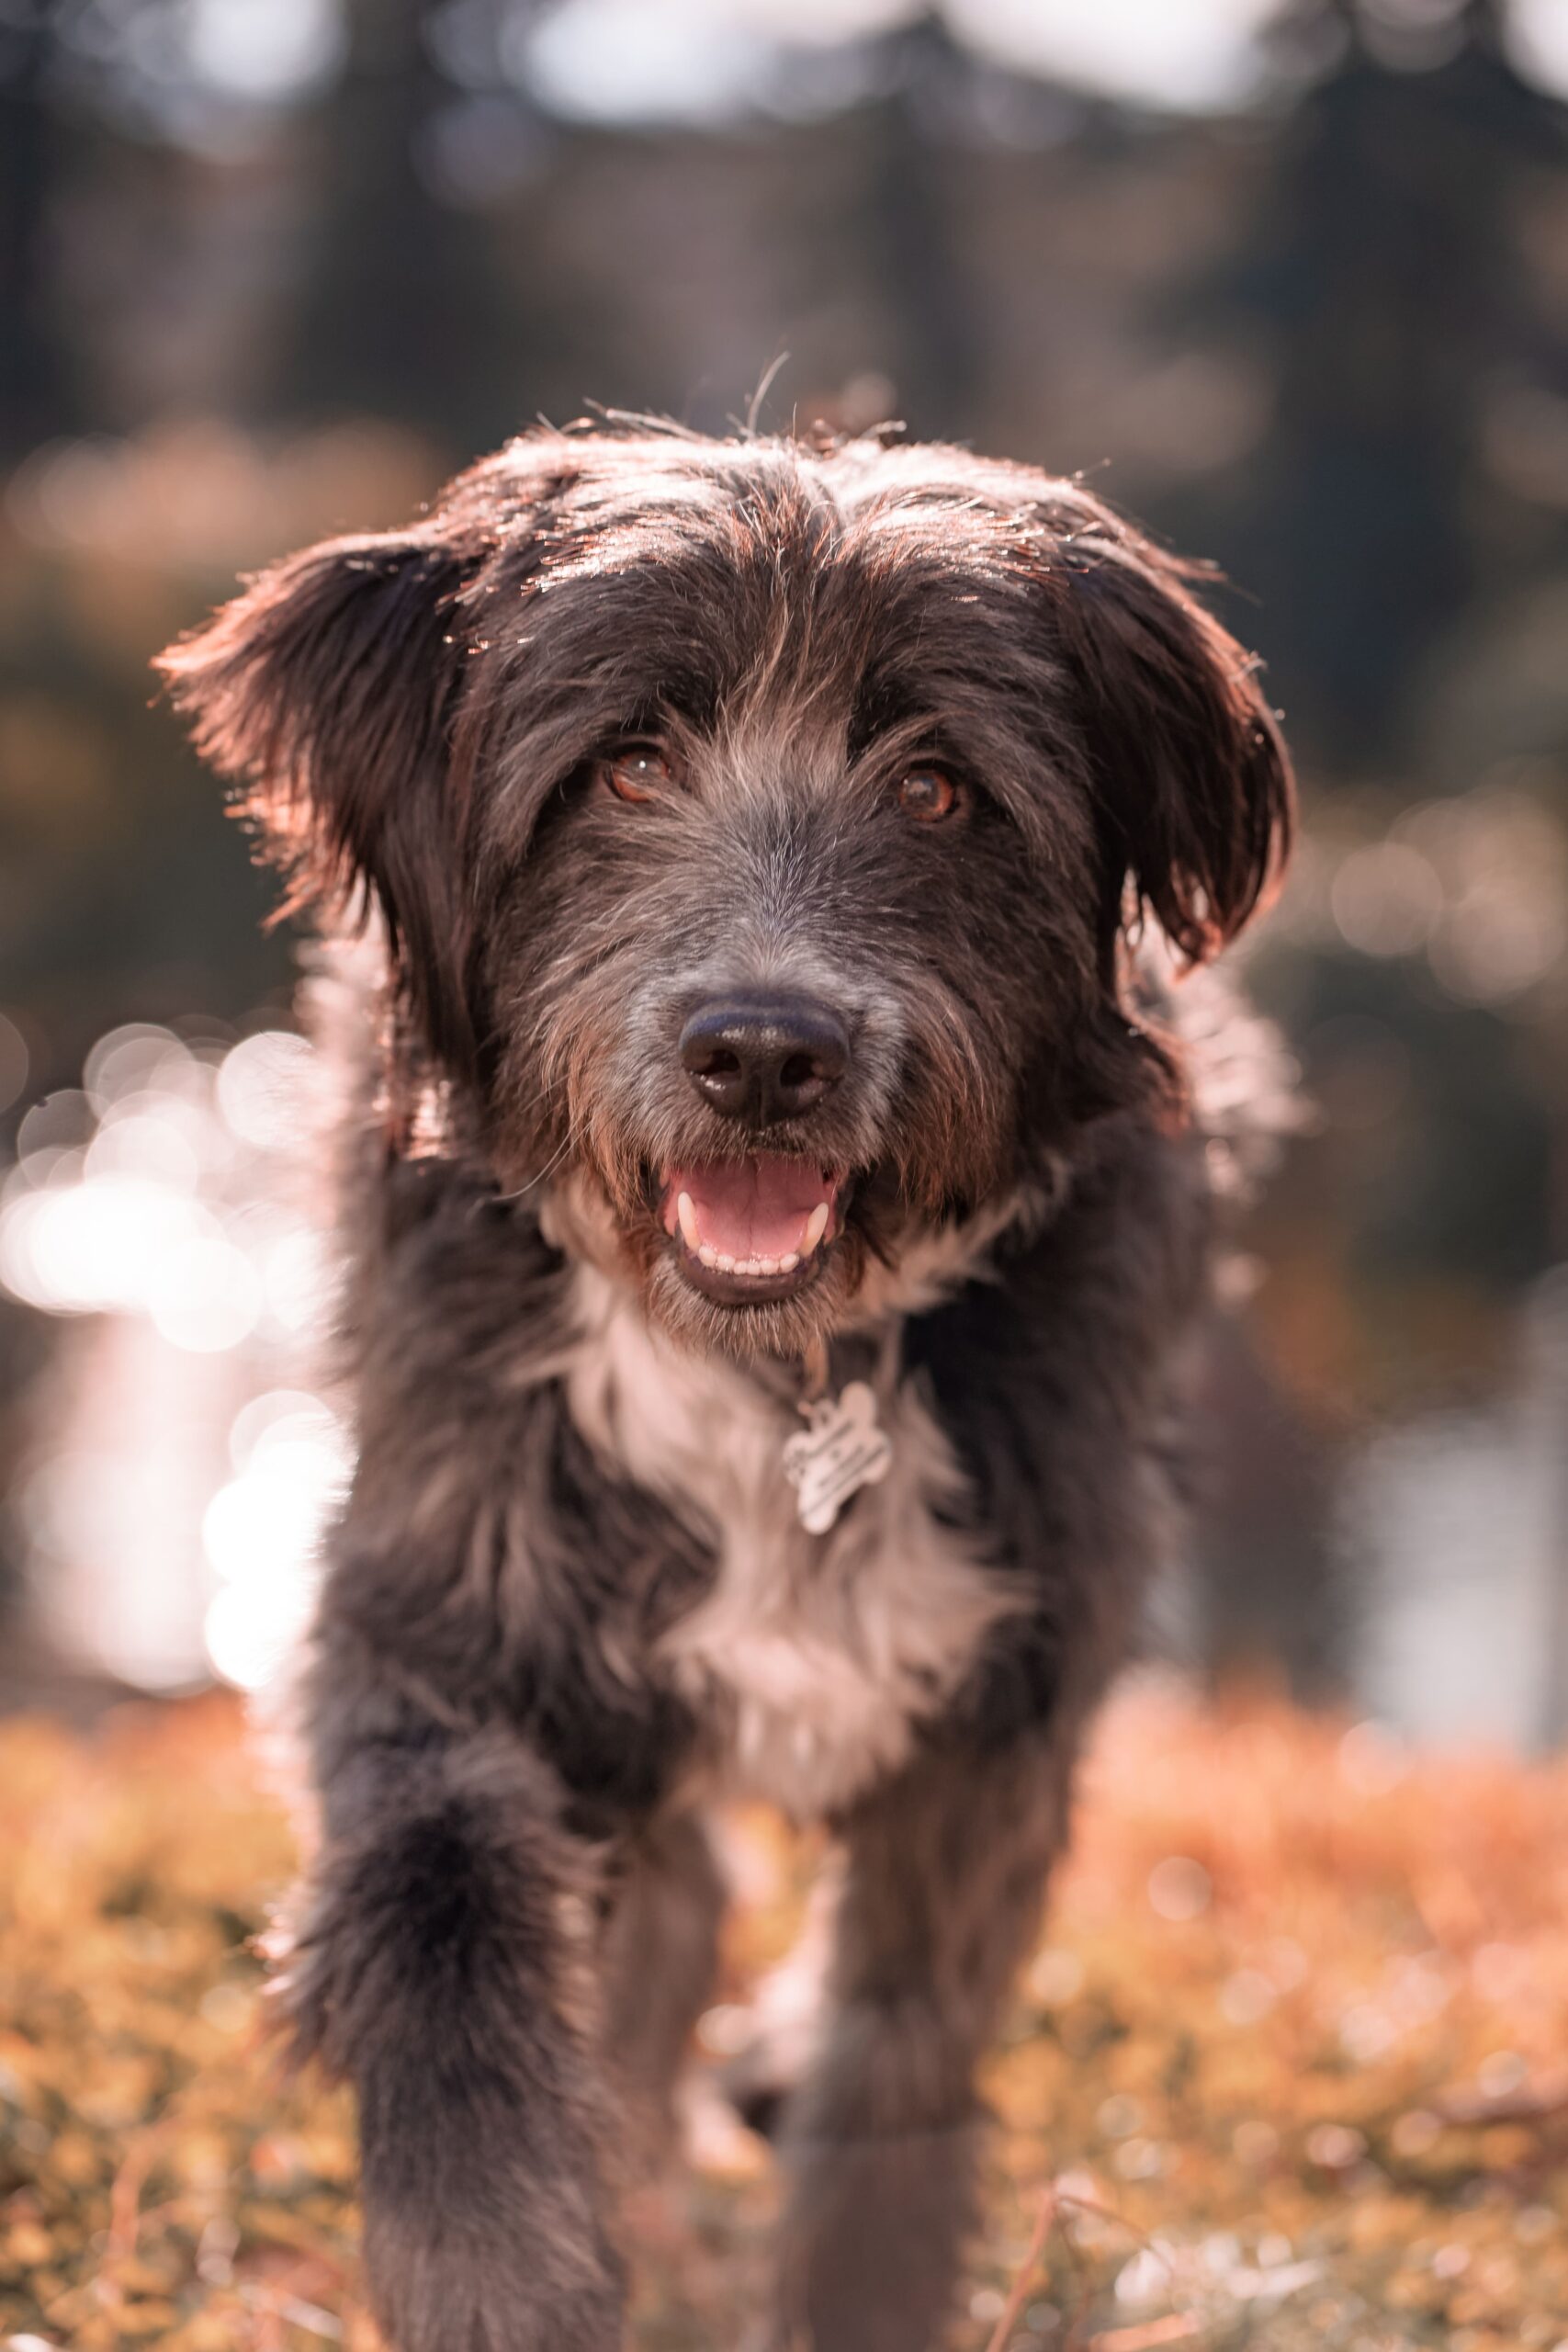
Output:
[897, 766, 960, 823]
[602, 742, 674, 805]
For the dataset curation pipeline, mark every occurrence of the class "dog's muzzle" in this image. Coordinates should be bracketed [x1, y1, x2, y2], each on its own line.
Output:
[660, 994, 849, 1306]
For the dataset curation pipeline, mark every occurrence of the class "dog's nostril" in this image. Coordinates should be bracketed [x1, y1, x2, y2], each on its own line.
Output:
[679, 998, 851, 1128]
[685, 1043, 743, 1084]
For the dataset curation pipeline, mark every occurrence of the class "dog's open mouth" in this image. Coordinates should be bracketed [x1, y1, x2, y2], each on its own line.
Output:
[659, 1156, 841, 1305]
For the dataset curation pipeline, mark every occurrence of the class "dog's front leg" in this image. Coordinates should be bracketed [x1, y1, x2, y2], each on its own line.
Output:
[282, 1726, 625, 2352]
[602, 1808, 726, 2172]
[768, 1737, 1069, 2352]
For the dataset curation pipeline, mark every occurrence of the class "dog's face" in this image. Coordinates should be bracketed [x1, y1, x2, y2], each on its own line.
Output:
[160, 428, 1292, 1359]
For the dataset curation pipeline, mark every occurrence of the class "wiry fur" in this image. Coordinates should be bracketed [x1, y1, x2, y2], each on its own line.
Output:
[158, 420, 1293, 2352]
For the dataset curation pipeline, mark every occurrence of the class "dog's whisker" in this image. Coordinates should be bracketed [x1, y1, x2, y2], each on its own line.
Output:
[493, 1123, 580, 1200]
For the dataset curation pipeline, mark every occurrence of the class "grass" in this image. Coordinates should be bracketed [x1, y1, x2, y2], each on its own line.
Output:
[1, 1679, 1566, 2350]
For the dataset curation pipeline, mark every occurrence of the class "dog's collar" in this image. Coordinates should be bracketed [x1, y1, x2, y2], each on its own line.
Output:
[743, 1329, 882, 1414]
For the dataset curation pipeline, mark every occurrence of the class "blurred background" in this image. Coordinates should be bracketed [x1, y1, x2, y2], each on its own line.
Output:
[1, 0, 1564, 1744]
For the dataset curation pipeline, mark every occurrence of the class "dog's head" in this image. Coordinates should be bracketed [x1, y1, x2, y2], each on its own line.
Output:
[158, 426, 1292, 1359]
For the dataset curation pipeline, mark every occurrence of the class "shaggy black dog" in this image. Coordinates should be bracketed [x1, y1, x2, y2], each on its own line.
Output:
[159, 422, 1293, 2352]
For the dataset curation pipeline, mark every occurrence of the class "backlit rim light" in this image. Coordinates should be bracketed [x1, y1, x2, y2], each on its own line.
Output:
[201, 1398, 351, 1690]
[0, 1023, 346, 1694]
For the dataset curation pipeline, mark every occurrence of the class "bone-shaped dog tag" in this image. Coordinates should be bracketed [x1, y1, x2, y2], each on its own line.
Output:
[782, 1381, 894, 1534]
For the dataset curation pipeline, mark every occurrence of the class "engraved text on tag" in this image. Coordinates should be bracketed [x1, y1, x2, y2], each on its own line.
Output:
[782, 1381, 894, 1534]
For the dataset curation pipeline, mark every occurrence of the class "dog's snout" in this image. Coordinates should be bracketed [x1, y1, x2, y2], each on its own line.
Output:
[679, 997, 849, 1128]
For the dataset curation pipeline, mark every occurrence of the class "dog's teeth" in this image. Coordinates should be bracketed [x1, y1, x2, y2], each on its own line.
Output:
[803, 1203, 830, 1254]
[676, 1191, 701, 1251]
[779, 1251, 800, 1272]
[757, 1256, 779, 1276]
[715, 1252, 735, 1273]
[698, 1244, 719, 1269]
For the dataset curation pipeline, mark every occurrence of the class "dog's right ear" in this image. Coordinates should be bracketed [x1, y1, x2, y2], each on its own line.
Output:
[156, 529, 478, 1069]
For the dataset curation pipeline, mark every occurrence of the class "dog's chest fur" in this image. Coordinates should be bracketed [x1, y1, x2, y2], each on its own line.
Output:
[563, 1269, 1019, 1817]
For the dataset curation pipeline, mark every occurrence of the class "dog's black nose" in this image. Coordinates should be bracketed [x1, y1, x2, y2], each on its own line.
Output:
[679, 998, 849, 1128]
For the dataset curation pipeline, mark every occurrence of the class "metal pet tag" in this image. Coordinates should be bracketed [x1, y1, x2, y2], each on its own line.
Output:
[783, 1380, 894, 1534]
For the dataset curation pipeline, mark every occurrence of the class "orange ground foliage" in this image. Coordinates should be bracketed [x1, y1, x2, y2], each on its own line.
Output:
[1, 1680, 1566, 2351]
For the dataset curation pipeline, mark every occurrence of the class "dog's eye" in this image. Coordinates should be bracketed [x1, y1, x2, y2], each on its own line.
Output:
[897, 766, 961, 824]
[601, 742, 675, 805]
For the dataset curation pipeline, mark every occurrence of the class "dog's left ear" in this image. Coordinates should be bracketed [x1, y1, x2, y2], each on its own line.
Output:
[156, 526, 479, 1070]
[1043, 509, 1294, 969]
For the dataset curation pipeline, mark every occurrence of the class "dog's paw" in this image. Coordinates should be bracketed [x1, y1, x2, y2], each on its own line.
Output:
[364, 2219, 626, 2352]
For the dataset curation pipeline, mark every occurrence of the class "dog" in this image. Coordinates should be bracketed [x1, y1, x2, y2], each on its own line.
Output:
[158, 420, 1293, 2352]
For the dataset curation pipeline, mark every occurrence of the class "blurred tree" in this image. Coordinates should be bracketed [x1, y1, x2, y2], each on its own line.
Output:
[856, 14, 986, 442]
[283, 0, 536, 457]
[1223, 0, 1568, 766]
[0, 2, 77, 461]
[1190, 1319, 1345, 1699]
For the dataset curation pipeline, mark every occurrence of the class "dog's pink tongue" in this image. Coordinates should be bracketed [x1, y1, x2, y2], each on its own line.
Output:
[665, 1156, 831, 1260]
